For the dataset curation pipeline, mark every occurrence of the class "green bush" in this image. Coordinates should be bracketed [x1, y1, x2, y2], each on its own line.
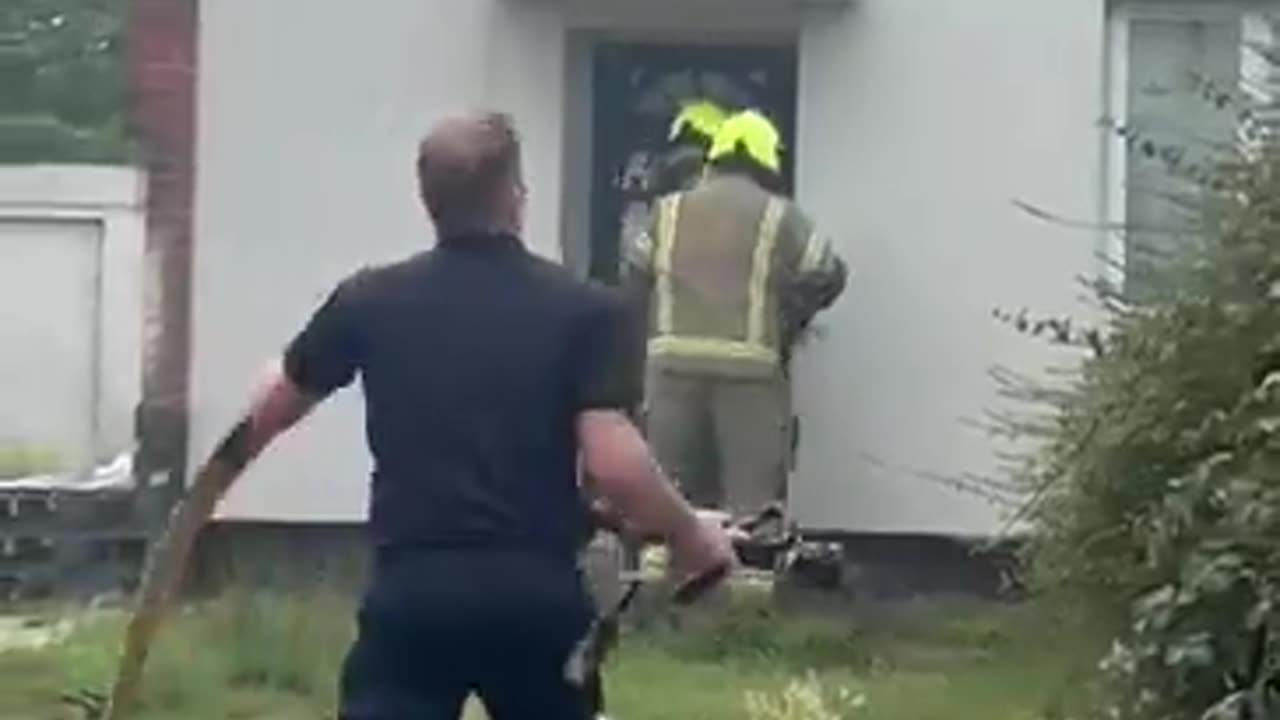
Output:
[1002, 66, 1280, 718]
[744, 671, 867, 720]
[0, 443, 64, 479]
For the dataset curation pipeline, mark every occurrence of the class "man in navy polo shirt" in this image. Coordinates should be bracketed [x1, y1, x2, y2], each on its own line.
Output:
[103, 111, 734, 720]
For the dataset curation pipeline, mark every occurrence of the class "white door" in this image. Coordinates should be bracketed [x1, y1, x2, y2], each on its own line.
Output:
[0, 219, 100, 477]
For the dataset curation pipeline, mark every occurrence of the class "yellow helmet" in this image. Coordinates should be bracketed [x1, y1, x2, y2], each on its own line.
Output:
[707, 109, 782, 173]
[668, 99, 728, 144]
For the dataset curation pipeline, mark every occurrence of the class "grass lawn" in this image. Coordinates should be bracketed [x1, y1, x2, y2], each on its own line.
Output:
[0, 591, 1101, 720]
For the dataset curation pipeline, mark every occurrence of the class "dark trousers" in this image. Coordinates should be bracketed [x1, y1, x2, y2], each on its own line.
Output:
[339, 548, 593, 720]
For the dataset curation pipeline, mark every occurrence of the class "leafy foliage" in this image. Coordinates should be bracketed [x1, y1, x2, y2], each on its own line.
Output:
[0, 443, 64, 479]
[744, 672, 866, 720]
[999, 25, 1280, 719]
[0, 0, 129, 163]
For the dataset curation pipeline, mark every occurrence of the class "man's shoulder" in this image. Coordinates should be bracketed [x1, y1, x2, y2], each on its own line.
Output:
[777, 195, 813, 227]
[724, 182, 810, 231]
[577, 278, 627, 315]
[689, 174, 773, 206]
[331, 252, 428, 294]
[311, 253, 444, 318]
[516, 250, 581, 294]
[525, 255, 624, 311]
[519, 252, 624, 311]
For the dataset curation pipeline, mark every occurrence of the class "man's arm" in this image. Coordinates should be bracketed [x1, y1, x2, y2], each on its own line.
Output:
[793, 222, 848, 318]
[778, 207, 848, 353]
[104, 365, 319, 719]
[577, 410, 732, 579]
[573, 292, 732, 580]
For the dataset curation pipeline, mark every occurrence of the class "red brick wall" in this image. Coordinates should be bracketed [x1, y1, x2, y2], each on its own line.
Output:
[128, 0, 198, 489]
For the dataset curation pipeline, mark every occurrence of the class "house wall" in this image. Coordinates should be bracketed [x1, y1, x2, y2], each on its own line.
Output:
[193, 0, 1106, 535]
[194, 0, 565, 521]
[791, 0, 1107, 534]
[0, 165, 146, 470]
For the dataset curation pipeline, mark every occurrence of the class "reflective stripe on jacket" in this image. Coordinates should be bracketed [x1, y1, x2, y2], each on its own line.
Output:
[623, 174, 846, 379]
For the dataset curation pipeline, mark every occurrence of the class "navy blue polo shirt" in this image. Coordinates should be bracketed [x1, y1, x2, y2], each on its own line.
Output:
[282, 232, 638, 559]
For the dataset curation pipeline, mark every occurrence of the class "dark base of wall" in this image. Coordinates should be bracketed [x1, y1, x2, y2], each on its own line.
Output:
[190, 521, 371, 598]
[191, 522, 1023, 605]
[826, 532, 1023, 603]
[0, 486, 165, 606]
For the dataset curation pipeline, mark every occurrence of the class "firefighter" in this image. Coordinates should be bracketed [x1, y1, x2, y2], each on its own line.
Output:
[621, 108, 848, 519]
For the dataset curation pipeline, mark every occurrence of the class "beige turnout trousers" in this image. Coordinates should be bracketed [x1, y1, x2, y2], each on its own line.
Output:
[645, 369, 790, 515]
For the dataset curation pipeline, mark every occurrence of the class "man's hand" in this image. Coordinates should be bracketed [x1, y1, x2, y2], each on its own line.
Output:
[668, 514, 738, 583]
[588, 497, 630, 536]
[578, 408, 738, 593]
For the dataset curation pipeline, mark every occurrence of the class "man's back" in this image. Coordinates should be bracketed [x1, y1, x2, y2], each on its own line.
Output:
[284, 231, 625, 557]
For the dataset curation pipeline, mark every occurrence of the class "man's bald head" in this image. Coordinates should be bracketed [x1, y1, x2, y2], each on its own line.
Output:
[416, 111, 524, 237]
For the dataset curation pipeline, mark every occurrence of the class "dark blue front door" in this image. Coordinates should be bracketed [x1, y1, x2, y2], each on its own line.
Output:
[589, 42, 798, 283]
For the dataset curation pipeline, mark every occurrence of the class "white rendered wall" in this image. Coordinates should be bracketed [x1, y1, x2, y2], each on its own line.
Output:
[194, 0, 564, 520]
[790, 0, 1107, 534]
[196, 0, 1108, 535]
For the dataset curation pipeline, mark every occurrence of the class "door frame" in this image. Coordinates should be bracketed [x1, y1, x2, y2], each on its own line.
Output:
[558, 29, 800, 282]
